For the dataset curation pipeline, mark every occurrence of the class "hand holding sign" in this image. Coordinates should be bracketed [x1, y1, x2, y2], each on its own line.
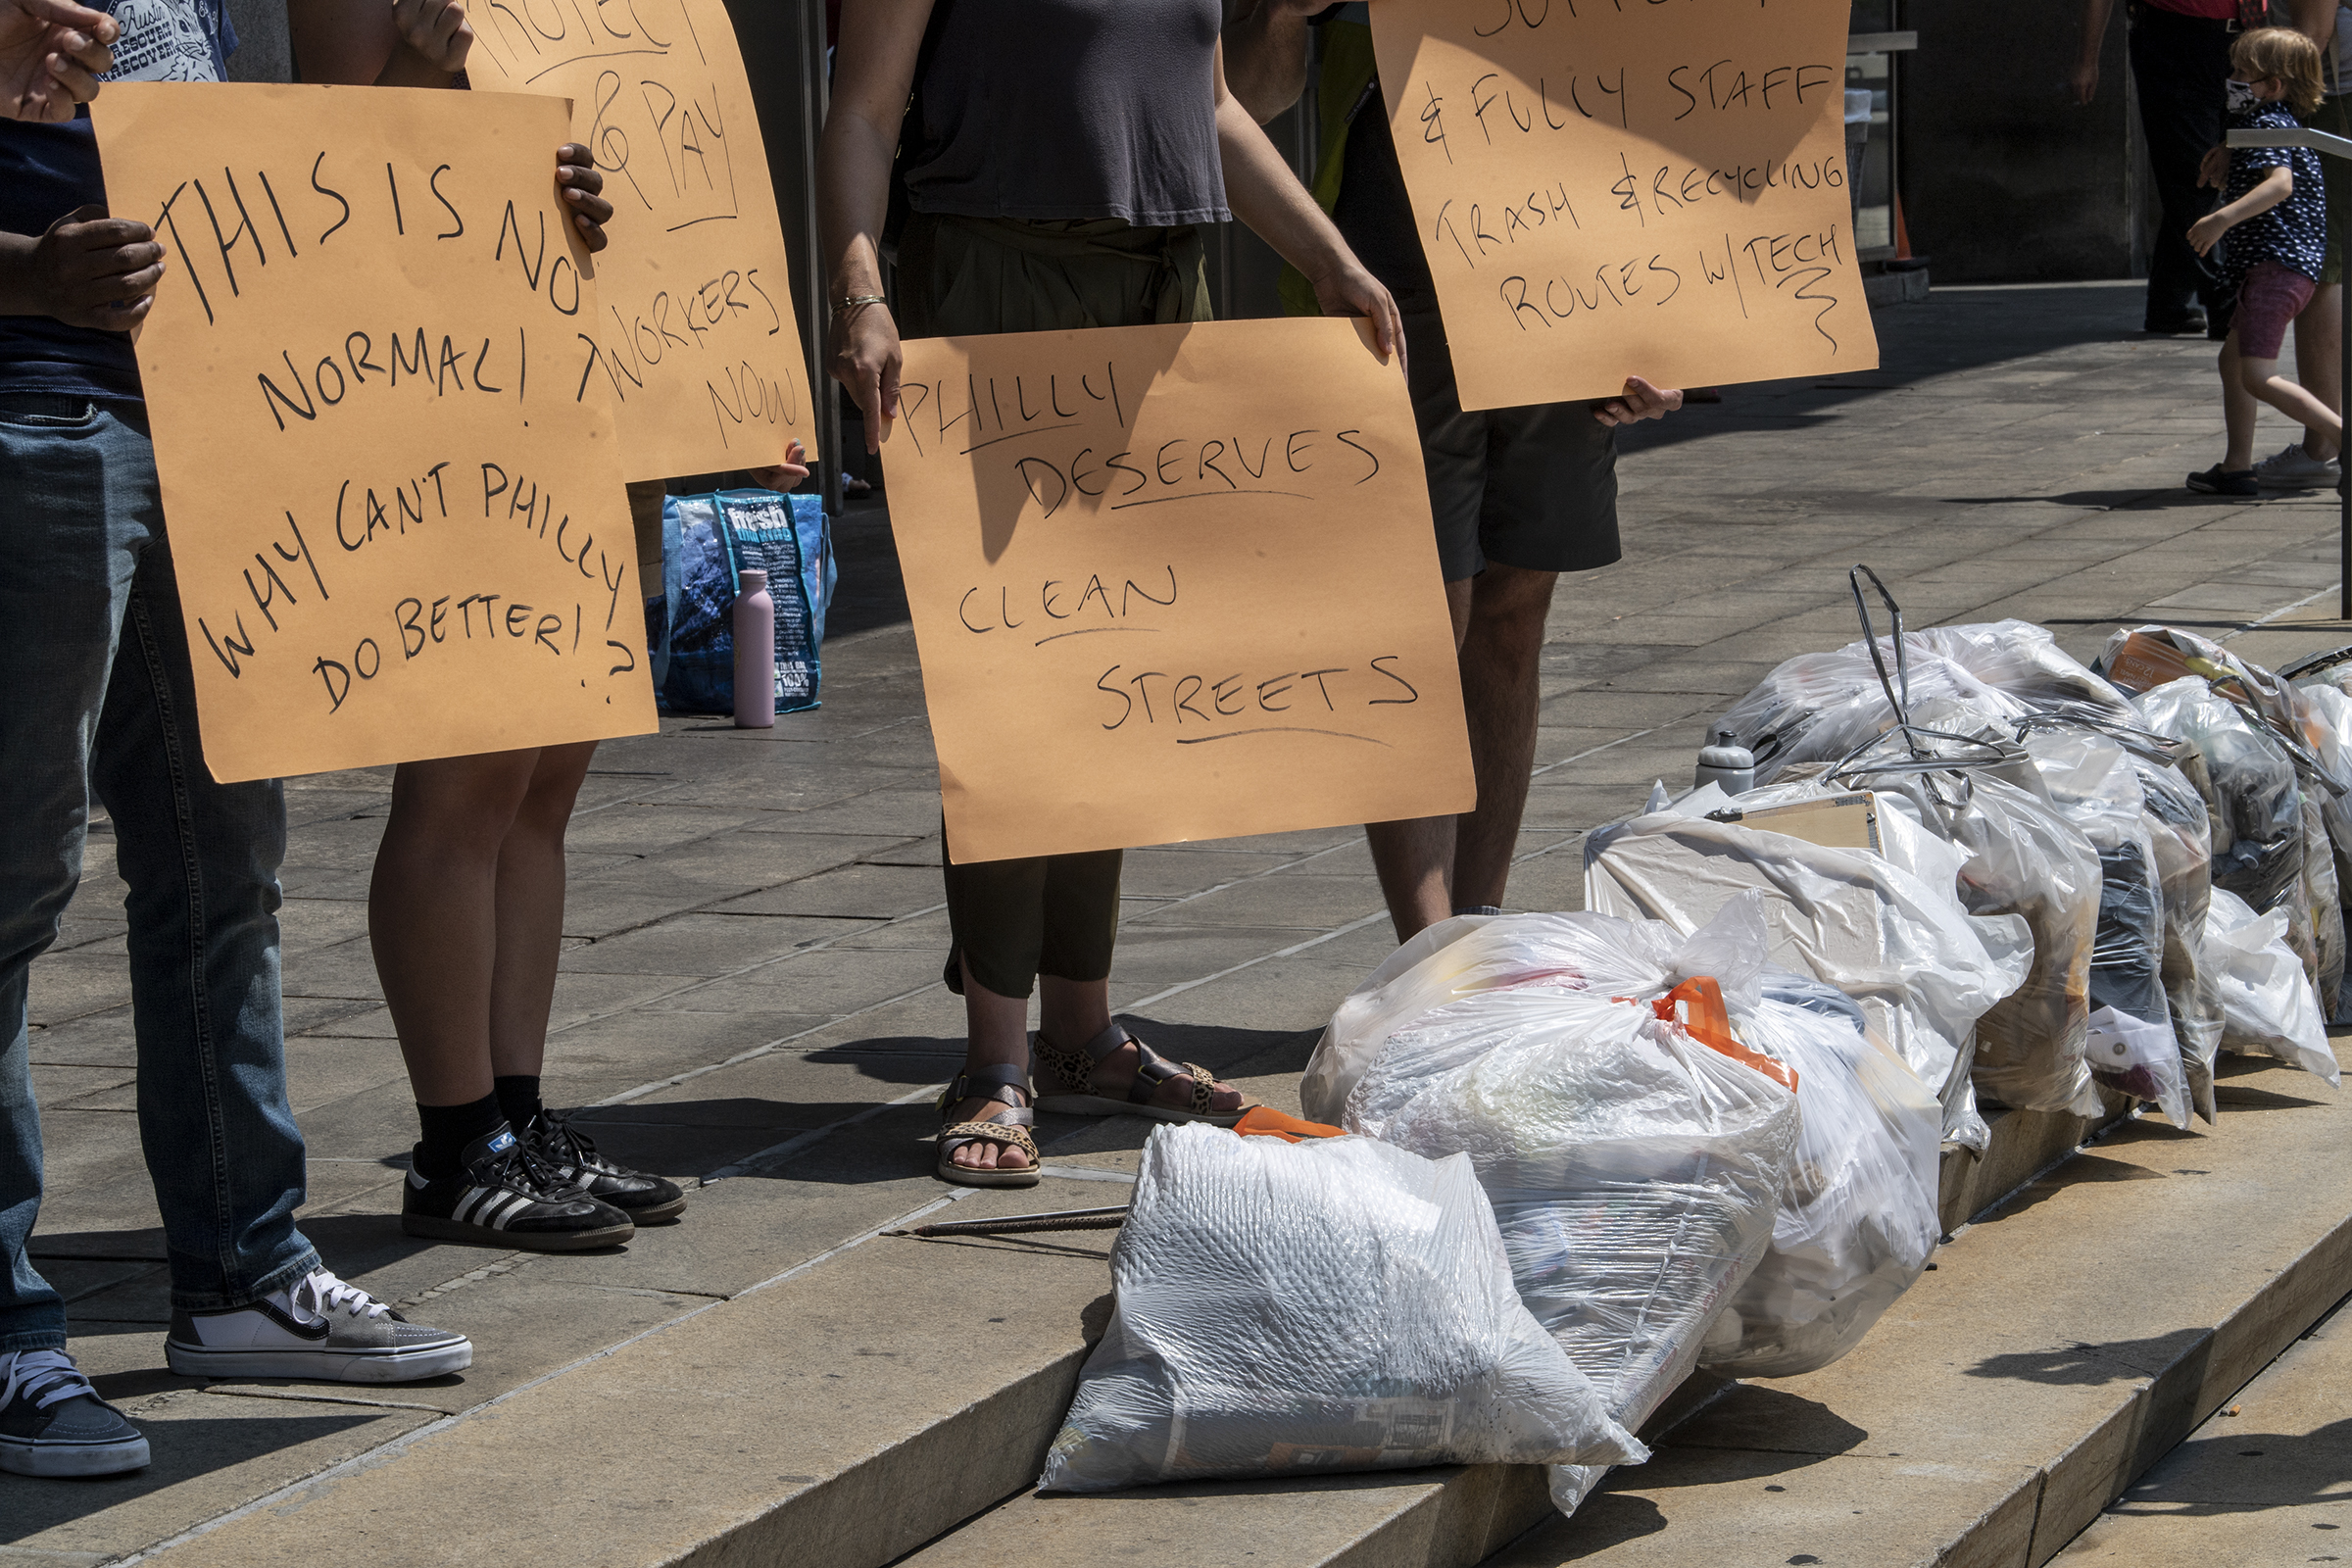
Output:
[92, 83, 655, 782]
[887, 318, 1472, 863]
[1368, 0, 1878, 410]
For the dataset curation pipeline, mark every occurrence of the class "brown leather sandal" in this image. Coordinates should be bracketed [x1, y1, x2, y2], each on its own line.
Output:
[1031, 1023, 1245, 1127]
[934, 1062, 1042, 1189]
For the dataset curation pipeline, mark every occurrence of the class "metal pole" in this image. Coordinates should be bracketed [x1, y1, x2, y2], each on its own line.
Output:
[796, 0, 843, 514]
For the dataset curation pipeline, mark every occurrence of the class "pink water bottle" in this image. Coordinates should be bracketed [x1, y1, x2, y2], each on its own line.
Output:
[732, 567, 775, 728]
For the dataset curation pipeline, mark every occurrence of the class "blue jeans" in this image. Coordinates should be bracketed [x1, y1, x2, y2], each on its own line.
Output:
[0, 393, 318, 1353]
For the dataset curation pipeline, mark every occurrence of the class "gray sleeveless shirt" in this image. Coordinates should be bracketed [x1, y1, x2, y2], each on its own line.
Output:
[903, 0, 1231, 227]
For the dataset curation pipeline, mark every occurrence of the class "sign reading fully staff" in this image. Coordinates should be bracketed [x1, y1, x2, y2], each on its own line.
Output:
[466, 0, 816, 480]
[1369, 0, 1879, 409]
[92, 83, 657, 782]
[887, 318, 1473, 863]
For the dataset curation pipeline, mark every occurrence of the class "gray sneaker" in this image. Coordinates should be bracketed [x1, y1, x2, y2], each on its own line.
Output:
[0, 1349, 149, 1478]
[165, 1267, 472, 1384]
[2254, 442, 2340, 488]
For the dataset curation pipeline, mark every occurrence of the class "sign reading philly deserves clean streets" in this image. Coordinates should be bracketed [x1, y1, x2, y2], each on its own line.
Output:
[92, 83, 657, 783]
[1369, 0, 1881, 410]
[886, 318, 1474, 864]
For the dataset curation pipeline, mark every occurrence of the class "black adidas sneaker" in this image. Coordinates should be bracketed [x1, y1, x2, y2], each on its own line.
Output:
[401, 1125, 634, 1251]
[521, 1109, 690, 1223]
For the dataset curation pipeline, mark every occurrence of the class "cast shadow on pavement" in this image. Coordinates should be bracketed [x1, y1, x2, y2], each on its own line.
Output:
[0, 1406, 388, 1545]
[1963, 1326, 2209, 1388]
[547, 1022, 1307, 1184]
[2105, 1416, 2352, 1517]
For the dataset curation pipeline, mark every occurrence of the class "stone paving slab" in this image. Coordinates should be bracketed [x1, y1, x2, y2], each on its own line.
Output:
[12, 278, 2352, 1560]
[2049, 1291, 2352, 1566]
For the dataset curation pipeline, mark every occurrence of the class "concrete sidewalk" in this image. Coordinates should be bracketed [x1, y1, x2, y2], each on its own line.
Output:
[14, 278, 2352, 1565]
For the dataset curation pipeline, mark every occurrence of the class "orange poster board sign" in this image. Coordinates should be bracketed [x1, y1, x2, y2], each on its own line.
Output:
[1368, 0, 1879, 410]
[92, 83, 656, 782]
[886, 318, 1473, 862]
[466, 0, 816, 480]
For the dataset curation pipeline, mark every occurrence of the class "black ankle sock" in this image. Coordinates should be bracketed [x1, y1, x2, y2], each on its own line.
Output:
[414, 1093, 506, 1180]
[493, 1074, 544, 1134]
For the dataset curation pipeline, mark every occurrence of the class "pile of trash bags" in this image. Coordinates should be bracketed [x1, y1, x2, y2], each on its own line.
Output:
[1039, 600, 2343, 1520]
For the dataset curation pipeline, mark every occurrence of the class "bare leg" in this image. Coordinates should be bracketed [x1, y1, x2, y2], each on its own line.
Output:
[2222, 331, 2263, 472]
[2295, 284, 2343, 461]
[1449, 563, 1561, 911]
[486, 740, 598, 1080]
[369, 751, 542, 1107]
[2238, 346, 2345, 466]
[1365, 579, 1475, 943]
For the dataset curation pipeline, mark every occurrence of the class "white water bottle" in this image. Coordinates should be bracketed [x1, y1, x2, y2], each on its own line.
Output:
[1694, 728, 1755, 795]
[732, 568, 775, 729]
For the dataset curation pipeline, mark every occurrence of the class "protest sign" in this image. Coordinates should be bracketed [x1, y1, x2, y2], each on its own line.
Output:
[92, 83, 657, 783]
[466, 0, 815, 479]
[1368, 0, 1879, 410]
[886, 318, 1473, 863]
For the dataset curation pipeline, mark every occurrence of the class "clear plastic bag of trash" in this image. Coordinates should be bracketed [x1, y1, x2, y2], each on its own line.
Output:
[2017, 726, 2193, 1127]
[2136, 676, 2320, 978]
[2296, 681, 2352, 1023]
[1301, 905, 1761, 1126]
[1844, 767, 2104, 1122]
[2128, 747, 2225, 1120]
[2098, 624, 2303, 738]
[1039, 1124, 1646, 1494]
[1698, 971, 1943, 1381]
[1336, 899, 1801, 1517]
[2108, 635, 2346, 1016]
[1903, 621, 2140, 724]
[1712, 640, 2028, 789]
[2204, 887, 2341, 1087]
[1581, 800, 2032, 1147]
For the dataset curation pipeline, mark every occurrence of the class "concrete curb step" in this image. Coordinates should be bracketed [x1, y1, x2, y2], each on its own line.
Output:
[892, 1050, 2350, 1568]
[125, 1048, 2340, 1568]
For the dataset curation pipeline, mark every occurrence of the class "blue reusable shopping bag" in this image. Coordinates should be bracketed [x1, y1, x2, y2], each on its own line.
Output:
[649, 491, 835, 716]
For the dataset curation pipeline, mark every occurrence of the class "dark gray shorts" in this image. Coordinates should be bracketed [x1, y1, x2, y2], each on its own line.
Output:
[1400, 305, 1622, 583]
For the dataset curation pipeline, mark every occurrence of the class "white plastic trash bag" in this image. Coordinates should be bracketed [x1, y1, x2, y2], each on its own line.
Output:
[2204, 888, 2341, 1088]
[1699, 972, 1943, 1381]
[1335, 900, 1800, 1517]
[1039, 1125, 1645, 1493]
[1301, 906, 1760, 1127]
[1582, 808, 2031, 1147]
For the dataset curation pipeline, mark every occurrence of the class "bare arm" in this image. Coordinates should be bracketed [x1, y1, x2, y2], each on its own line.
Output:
[288, 0, 472, 87]
[2074, 0, 2116, 104]
[817, 0, 932, 453]
[0, 0, 114, 122]
[2290, 0, 2336, 53]
[2186, 164, 2293, 255]
[1213, 39, 1401, 359]
[1223, 0, 1318, 124]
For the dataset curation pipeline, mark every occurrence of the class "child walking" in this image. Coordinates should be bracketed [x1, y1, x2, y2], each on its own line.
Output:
[2186, 26, 2339, 497]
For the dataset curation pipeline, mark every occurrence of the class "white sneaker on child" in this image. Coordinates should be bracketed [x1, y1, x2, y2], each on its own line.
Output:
[2254, 443, 2340, 487]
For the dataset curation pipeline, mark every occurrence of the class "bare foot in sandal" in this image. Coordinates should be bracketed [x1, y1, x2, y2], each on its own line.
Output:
[937, 1064, 1039, 1187]
[1033, 1023, 1247, 1124]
